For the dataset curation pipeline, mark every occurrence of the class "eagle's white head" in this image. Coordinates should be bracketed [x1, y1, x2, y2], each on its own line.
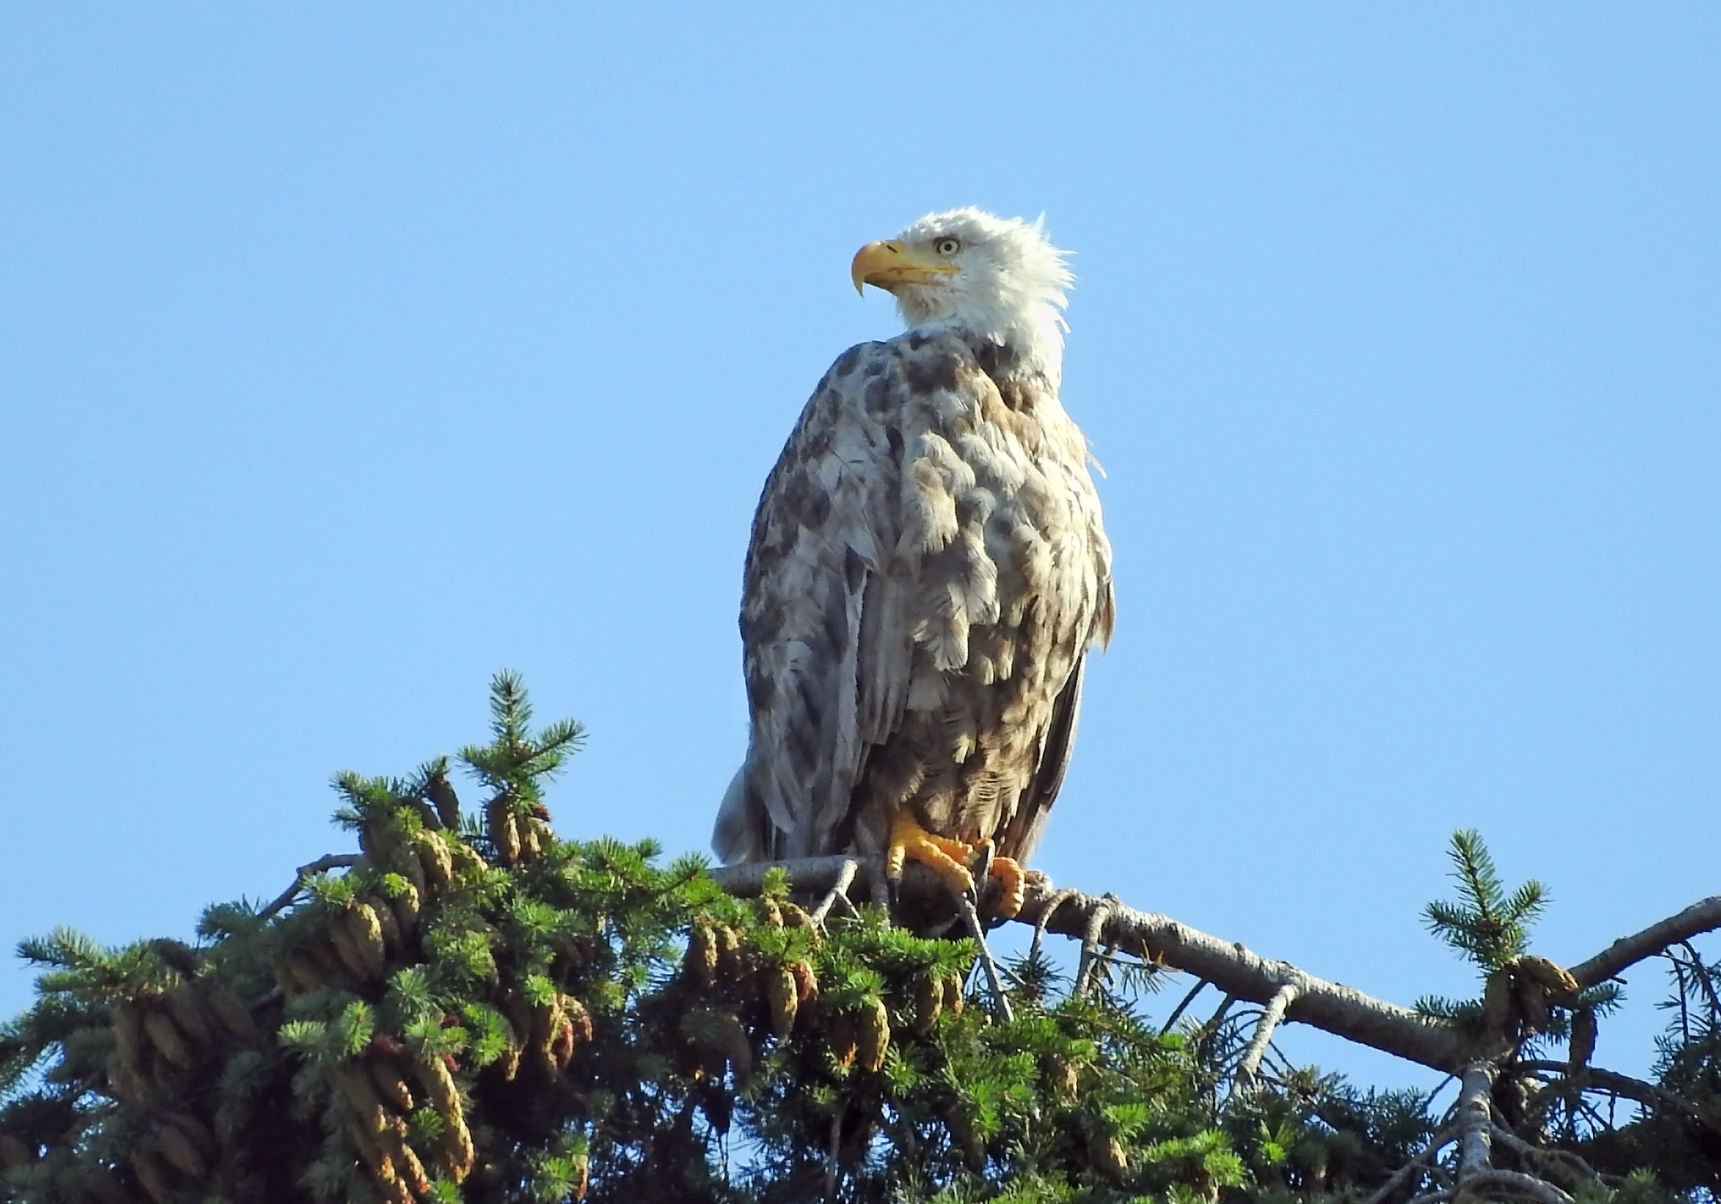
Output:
[851, 207, 1074, 381]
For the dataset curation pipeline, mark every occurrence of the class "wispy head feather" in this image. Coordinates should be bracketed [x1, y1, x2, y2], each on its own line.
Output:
[887, 207, 1074, 379]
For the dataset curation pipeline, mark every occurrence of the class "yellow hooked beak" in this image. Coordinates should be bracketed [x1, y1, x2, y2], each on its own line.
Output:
[850, 240, 959, 296]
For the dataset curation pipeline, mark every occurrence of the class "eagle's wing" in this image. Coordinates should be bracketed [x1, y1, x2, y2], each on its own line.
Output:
[996, 508, 1117, 863]
[713, 342, 914, 863]
[995, 657, 1084, 863]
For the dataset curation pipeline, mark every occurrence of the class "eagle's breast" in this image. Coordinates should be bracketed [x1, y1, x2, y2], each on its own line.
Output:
[849, 331, 1113, 858]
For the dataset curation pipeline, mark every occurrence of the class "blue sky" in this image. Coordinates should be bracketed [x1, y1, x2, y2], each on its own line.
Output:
[4, 7, 1717, 1092]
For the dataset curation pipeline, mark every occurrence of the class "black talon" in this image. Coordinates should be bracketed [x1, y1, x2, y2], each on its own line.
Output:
[971, 843, 995, 911]
[970, 842, 998, 887]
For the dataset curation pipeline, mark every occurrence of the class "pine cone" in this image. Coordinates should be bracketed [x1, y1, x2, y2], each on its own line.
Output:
[788, 960, 819, 1007]
[163, 986, 214, 1046]
[826, 1011, 858, 1070]
[152, 1117, 209, 1182]
[764, 966, 798, 1037]
[684, 923, 718, 988]
[1517, 954, 1580, 999]
[1570, 1008, 1598, 1070]
[857, 998, 891, 1073]
[369, 1058, 416, 1113]
[414, 831, 455, 892]
[943, 972, 966, 1017]
[389, 882, 422, 937]
[911, 973, 943, 1035]
[141, 1009, 194, 1070]
[346, 904, 389, 979]
[486, 797, 523, 865]
[327, 915, 372, 980]
[1090, 1132, 1129, 1180]
[128, 1150, 175, 1203]
[205, 987, 258, 1044]
[715, 925, 746, 985]
[779, 901, 817, 938]
[0, 1135, 33, 1170]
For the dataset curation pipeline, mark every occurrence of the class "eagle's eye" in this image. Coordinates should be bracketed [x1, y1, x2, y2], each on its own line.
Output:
[935, 237, 962, 257]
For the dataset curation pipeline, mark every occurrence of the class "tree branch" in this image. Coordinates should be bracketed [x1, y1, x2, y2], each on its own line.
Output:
[1454, 1062, 1495, 1177]
[1233, 982, 1300, 1095]
[258, 854, 361, 921]
[1407, 1169, 1574, 1204]
[1567, 895, 1721, 987]
[1516, 1059, 1707, 1121]
[708, 861, 1721, 1078]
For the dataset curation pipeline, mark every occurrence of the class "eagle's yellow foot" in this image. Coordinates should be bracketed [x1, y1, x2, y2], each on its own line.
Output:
[979, 843, 1026, 920]
[886, 811, 977, 900]
[884, 818, 1028, 920]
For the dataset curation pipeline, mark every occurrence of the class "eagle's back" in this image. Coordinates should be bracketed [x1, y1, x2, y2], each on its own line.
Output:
[713, 329, 1113, 870]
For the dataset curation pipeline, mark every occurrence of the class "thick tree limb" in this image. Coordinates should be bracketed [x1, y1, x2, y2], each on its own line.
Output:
[1010, 877, 1476, 1070]
[1567, 895, 1721, 987]
[711, 858, 1471, 1067]
[709, 860, 1721, 1081]
[1454, 1063, 1495, 1176]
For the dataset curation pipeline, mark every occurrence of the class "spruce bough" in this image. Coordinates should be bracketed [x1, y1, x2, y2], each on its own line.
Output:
[1, 675, 1714, 1201]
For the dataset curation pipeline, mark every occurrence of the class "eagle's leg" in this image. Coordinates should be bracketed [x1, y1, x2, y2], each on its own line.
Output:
[885, 810, 979, 901]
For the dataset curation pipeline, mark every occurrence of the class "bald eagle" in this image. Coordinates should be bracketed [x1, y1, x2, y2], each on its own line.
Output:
[712, 208, 1114, 918]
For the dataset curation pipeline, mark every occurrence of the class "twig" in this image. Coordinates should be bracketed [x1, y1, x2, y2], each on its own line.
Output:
[1202, 993, 1238, 1038]
[1029, 886, 1080, 964]
[1232, 981, 1302, 1096]
[1159, 977, 1209, 1035]
[1678, 940, 1721, 1018]
[1418, 1072, 1458, 1118]
[258, 854, 360, 921]
[1072, 894, 1117, 998]
[1516, 1059, 1709, 1121]
[1362, 1126, 1453, 1204]
[1489, 1123, 1601, 1191]
[711, 855, 862, 899]
[959, 897, 1014, 1024]
[809, 858, 860, 928]
[824, 1103, 843, 1203]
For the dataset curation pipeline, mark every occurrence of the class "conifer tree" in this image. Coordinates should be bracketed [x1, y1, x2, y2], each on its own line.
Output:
[1, 676, 1717, 1201]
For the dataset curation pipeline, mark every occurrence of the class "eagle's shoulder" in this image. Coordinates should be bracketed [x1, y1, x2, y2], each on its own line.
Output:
[739, 340, 907, 675]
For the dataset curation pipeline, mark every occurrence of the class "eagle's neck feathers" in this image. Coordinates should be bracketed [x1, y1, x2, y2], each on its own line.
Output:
[904, 300, 1066, 387]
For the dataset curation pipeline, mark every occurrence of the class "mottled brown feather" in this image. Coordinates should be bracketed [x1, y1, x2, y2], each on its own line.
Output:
[713, 328, 1113, 876]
